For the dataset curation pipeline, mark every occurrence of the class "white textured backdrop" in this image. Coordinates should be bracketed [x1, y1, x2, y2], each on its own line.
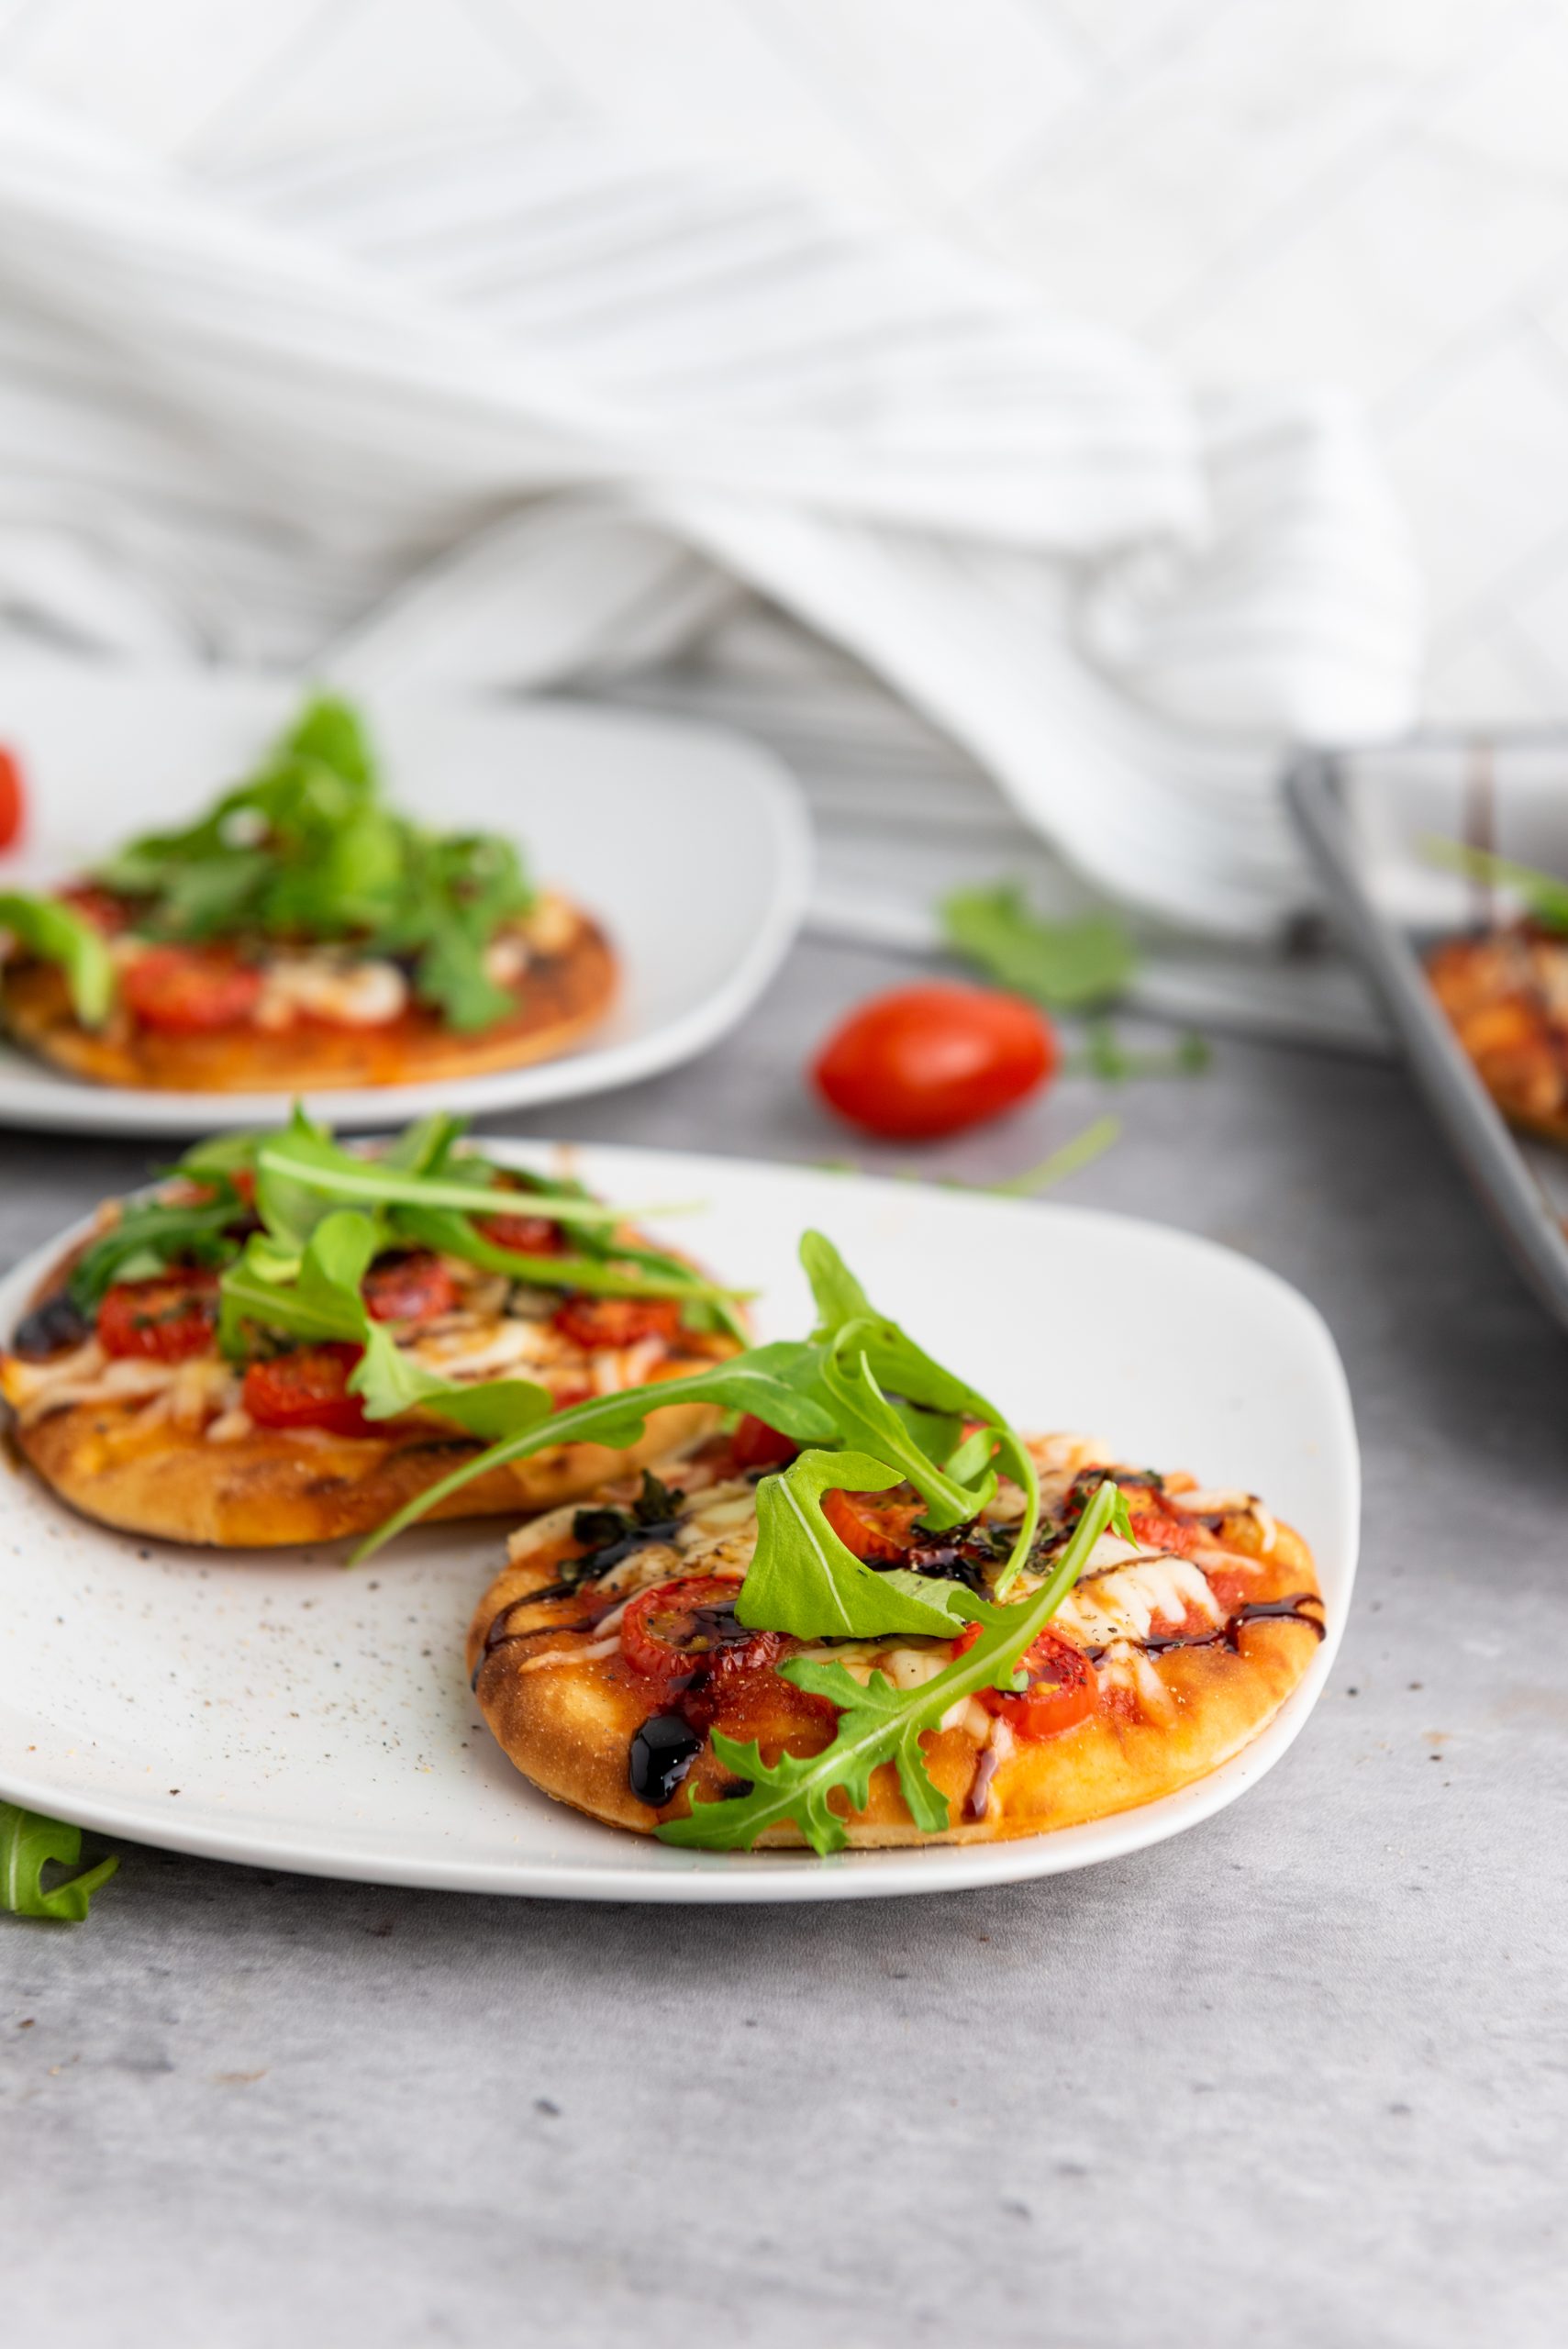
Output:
[2, 0, 1562, 729]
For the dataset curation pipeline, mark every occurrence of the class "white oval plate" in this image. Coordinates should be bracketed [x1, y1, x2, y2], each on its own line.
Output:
[0, 663, 810, 1133]
[0, 1146, 1359, 1902]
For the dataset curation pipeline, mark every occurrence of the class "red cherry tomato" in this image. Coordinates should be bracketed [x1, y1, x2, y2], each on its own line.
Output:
[122, 946, 262, 1033]
[96, 1269, 218, 1362]
[0, 747, 24, 853]
[953, 1621, 1097, 1740]
[1127, 1507, 1200, 1558]
[619, 1575, 774, 1698]
[361, 1251, 458, 1326]
[551, 1294, 683, 1350]
[241, 1342, 373, 1437]
[730, 1413, 800, 1471]
[57, 884, 132, 934]
[820, 1485, 927, 1563]
[813, 983, 1056, 1140]
[483, 1210, 565, 1256]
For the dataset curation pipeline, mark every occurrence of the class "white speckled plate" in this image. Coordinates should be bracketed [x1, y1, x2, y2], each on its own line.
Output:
[0, 662, 809, 1133]
[0, 1147, 1359, 1901]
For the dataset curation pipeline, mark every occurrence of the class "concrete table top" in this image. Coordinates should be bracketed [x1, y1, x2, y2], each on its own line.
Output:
[4, 936, 1564, 2349]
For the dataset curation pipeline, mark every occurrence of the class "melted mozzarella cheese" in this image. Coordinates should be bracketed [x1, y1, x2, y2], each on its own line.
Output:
[254, 954, 408, 1030]
[1057, 1555, 1223, 1649]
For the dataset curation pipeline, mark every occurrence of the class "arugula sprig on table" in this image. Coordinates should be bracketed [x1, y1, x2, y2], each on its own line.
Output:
[0, 1802, 117, 1923]
[1, 692, 541, 1031]
[940, 882, 1135, 1008]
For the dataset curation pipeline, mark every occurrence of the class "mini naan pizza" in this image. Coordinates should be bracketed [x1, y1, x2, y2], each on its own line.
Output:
[0, 1116, 744, 1548]
[441, 1232, 1327, 1856]
[0, 693, 614, 1093]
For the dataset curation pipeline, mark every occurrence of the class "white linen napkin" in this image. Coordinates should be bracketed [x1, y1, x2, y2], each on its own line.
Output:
[0, 86, 1421, 979]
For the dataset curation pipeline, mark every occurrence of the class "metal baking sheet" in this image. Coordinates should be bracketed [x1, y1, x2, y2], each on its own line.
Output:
[1287, 737, 1568, 1334]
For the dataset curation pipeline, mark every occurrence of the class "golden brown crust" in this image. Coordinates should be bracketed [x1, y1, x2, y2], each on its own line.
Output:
[9, 1380, 720, 1548]
[467, 1462, 1325, 1850]
[0, 915, 616, 1092]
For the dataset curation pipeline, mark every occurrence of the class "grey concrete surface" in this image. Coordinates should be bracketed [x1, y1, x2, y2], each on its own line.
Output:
[3, 935, 1565, 2349]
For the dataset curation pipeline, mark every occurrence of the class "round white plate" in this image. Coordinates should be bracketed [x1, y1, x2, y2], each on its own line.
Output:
[0, 662, 810, 1133]
[0, 1146, 1360, 1901]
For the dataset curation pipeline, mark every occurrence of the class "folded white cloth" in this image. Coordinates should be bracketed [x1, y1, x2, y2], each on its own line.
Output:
[0, 87, 1422, 945]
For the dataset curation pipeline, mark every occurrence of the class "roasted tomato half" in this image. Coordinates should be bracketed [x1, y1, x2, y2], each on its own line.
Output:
[241, 1342, 374, 1437]
[820, 1484, 927, 1563]
[619, 1576, 782, 1700]
[729, 1412, 801, 1472]
[361, 1250, 458, 1326]
[953, 1621, 1097, 1740]
[482, 1209, 567, 1256]
[96, 1269, 218, 1362]
[551, 1294, 683, 1350]
[121, 946, 263, 1033]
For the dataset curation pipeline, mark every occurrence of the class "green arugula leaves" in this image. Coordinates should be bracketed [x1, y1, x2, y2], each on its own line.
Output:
[67, 1181, 251, 1314]
[940, 882, 1135, 1008]
[740, 1450, 968, 1640]
[659, 1477, 1133, 1854]
[0, 892, 115, 1026]
[187, 1107, 745, 1454]
[0, 1803, 118, 1922]
[352, 1224, 1040, 1644]
[83, 692, 538, 1031]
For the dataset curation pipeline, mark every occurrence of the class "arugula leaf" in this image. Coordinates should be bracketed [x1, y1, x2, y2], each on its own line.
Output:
[351, 1347, 842, 1562]
[0, 892, 115, 1025]
[69, 1184, 250, 1313]
[737, 1449, 970, 1639]
[940, 882, 1134, 1008]
[392, 1205, 751, 1319]
[661, 1478, 1132, 1853]
[217, 1208, 376, 1357]
[1423, 836, 1568, 931]
[0, 1803, 117, 1922]
[254, 1121, 664, 1234]
[817, 1343, 992, 1531]
[350, 1319, 555, 1444]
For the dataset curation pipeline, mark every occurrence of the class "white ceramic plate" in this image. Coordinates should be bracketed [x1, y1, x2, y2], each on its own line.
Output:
[0, 1146, 1359, 1902]
[0, 663, 809, 1133]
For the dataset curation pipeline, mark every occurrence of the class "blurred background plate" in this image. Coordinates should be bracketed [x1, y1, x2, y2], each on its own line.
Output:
[1288, 739, 1568, 1334]
[0, 1142, 1359, 1903]
[0, 662, 810, 1134]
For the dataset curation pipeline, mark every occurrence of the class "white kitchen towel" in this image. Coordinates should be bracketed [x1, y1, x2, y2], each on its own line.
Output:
[0, 86, 1423, 943]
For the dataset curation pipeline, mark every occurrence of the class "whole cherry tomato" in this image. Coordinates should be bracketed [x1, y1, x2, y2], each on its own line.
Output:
[241, 1343, 374, 1437]
[97, 1269, 218, 1362]
[953, 1621, 1097, 1740]
[0, 747, 24, 853]
[552, 1294, 683, 1350]
[361, 1251, 458, 1326]
[820, 1484, 927, 1563]
[813, 983, 1056, 1139]
[122, 947, 262, 1033]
